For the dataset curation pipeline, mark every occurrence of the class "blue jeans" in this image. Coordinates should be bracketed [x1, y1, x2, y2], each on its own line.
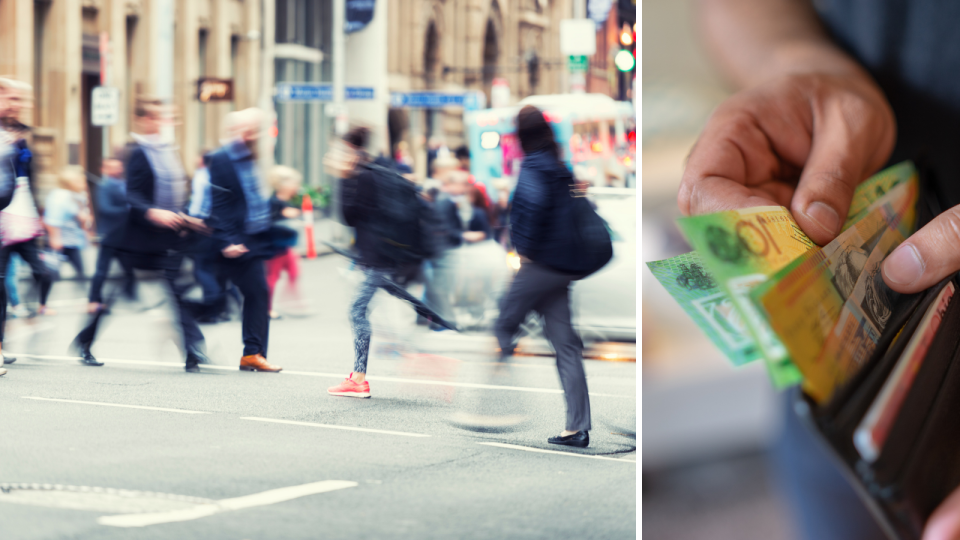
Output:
[6, 253, 20, 306]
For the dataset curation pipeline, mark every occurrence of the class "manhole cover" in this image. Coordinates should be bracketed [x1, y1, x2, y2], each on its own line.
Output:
[0, 483, 213, 513]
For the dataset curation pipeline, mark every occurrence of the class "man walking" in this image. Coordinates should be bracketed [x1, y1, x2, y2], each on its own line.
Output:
[87, 155, 136, 313]
[204, 108, 280, 373]
[73, 99, 207, 371]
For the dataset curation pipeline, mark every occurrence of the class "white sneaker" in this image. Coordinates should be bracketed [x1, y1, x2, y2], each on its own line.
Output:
[0, 367, 7, 376]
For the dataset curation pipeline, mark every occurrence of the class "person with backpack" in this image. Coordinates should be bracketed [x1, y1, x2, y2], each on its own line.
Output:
[326, 126, 455, 398]
[493, 105, 613, 449]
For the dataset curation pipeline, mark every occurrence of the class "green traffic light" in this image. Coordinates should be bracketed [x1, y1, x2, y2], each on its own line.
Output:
[615, 49, 635, 72]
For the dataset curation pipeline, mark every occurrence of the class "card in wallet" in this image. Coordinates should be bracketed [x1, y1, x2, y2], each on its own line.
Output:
[793, 162, 960, 540]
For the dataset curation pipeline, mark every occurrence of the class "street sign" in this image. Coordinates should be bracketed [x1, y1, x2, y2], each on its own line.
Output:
[345, 0, 376, 34]
[389, 91, 486, 110]
[560, 19, 597, 56]
[275, 83, 375, 102]
[91, 86, 120, 126]
[569, 55, 588, 73]
[197, 78, 234, 102]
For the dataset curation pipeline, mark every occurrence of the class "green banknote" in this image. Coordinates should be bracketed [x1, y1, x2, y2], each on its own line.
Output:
[647, 252, 761, 366]
[843, 161, 917, 231]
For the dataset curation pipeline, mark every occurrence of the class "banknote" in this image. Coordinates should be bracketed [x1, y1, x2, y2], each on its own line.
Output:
[758, 183, 916, 372]
[677, 206, 815, 386]
[804, 225, 905, 404]
[646, 252, 761, 366]
[843, 161, 917, 231]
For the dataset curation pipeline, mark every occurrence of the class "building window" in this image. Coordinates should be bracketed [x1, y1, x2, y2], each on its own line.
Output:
[198, 29, 208, 151]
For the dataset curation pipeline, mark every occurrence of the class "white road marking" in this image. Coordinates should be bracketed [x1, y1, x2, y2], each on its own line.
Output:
[98, 480, 358, 527]
[241, 417, 430, 438]
[477, 442, 637, 463]
[22, 396, 208, 415]
[8, 353, 633, 399]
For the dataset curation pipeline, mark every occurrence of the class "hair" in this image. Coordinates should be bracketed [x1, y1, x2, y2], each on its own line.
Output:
[517, 105, 560, 160]
[267, 165, 303, 190]
[343, 126, 370, 149]
[454, 145, 470, 160]
[134, 98, 163, 118]
[58, 166, 87, 190]
[223, 107, 264, 137]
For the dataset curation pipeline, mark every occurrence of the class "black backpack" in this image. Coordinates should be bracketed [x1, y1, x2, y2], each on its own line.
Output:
[564, 187, 613, 279]
[365, 163, 437, 266]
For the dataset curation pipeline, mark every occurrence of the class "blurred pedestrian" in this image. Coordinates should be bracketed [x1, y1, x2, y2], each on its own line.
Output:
[205, 108, 281, 373]
[0, 79, 47, 368]
[188, 151, 237, 323]
[454, 144, 490, 205]
[265, 165, 302, 320]
[325, 126, 456, 398]
[73, 99, 207, 370]
[494, 105, 592, 448]
[491, 178, 512, 247]
[426, 135, 448, 177]
[44, 167, 91, 286]
[87, 156, 136, 313]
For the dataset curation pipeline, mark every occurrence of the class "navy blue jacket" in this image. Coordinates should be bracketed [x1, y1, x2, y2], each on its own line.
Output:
[205, 148, 272, 258]
[107, 145, 184, 253]
[95, 178, 128, 238]
[509, 150, 578, 274]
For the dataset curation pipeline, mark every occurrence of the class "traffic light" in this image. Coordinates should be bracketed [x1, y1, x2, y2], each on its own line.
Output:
[620, 28, 633, 47]
[615, 50, 635, 72]
[616, 23, 636, 73]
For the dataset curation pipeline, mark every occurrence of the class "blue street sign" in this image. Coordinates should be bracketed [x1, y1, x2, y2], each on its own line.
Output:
[345, 0, 376, 33]
[390, 91, 485, 110]
[275, 83, 375, 102]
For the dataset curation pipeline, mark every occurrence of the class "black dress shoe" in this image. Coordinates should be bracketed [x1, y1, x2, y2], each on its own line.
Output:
[184, 361, 200, 373]
[185, 351, 208, 372]
[548, 431, 589, 448]
[78, 345, 103, 367]
[3, 354, 16, 364]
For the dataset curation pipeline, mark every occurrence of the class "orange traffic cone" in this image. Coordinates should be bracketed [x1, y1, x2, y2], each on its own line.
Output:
[302, 194, 316, 259]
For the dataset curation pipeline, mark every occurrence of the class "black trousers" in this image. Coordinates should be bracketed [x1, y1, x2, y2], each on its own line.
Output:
[88, 245, 136, 303]
[494, 261, 591, 432]
[75, 251, 204, 359]
[0, 239, 53, 343]
[217, 254, 270, 357]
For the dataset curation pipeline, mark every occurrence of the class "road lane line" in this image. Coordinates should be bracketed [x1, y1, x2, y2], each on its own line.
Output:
[241, 416, 430, 438]
[8, 353, 633, 398]
[477, 442, 637, 463]
[98, 480, 358, 527]
[22, 396, 208, 415]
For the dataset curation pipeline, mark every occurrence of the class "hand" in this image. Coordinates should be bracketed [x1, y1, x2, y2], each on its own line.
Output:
[146, 209, 184, 230]
[281, 207, 301, 219]
[462, 231, 486, 243]
[922, 485, 960, 540]
[222, 244, 249, 258]
[882, 204, 960, 293]
[49, 238, 62, 252]
[179, 214, 212, 234]
[678, 73, 896, 246]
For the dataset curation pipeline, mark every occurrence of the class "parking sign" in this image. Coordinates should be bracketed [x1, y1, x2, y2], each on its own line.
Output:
[91, 87, 120, 126]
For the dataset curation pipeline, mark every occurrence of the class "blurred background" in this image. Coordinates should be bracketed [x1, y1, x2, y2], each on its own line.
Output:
[642, 1, 796, 539]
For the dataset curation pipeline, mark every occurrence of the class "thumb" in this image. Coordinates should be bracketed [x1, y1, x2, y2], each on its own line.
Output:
[790, 120, 877, 246]
[882, 209, 960, 294]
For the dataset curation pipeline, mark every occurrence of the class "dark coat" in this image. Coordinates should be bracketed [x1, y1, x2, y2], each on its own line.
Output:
[339, 165, 392, 269]
[106, 145, 184, 253]
[205, 148, 272, 258]
[509, 150, 578, 274]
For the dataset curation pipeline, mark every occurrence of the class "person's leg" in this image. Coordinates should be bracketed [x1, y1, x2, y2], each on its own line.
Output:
[283, 248, 300, 292]
[265, 253, 284, 311]
[161, 255, 205, 360]
[493, 264, 545, 358]
[536, 278, 591, 434]
[88, 245, 114, 304]
[350, 268, 382, 377]
[63, 247, 85, 280]
[17, 240, 53, 309]
[6, 253, 20, 308]
[0, 245, 13, 345]
[225, 257, 271, 357]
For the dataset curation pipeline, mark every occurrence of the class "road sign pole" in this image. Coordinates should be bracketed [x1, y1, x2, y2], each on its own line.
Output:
[101, 32, 109, 159]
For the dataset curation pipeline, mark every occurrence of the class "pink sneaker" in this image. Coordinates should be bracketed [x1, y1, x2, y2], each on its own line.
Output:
[327, 374, 371, 398]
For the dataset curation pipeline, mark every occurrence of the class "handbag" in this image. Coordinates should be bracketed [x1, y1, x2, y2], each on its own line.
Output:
[0, 176, 43, 247]
[796, 163, 960, 539]
[565, 183, 613, 279]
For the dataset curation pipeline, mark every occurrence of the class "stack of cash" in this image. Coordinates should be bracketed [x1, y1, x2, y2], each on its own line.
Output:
[648, 162, 919, 403]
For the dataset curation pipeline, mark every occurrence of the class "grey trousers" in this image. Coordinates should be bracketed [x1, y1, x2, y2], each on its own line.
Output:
[494, 261, 591, 432]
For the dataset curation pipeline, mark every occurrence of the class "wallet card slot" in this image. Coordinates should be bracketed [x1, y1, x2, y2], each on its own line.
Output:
[868, 278, 960, 488]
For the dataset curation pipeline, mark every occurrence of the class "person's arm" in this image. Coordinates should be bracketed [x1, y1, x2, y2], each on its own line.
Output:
[125, 148, 181, 230]
[509, 168, 550, 258]
[207, 155, 245, 250]
[679, 0, 896, 246]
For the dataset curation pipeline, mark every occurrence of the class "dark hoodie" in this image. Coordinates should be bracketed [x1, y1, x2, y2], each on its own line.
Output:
[509, 150, 578, 274]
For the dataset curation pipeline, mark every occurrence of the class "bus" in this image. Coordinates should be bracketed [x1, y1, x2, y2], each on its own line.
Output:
[463, 93, 636, 196]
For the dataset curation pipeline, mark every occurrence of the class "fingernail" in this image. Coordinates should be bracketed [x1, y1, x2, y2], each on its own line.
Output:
[804, 202, 840, 236]
[884, 244, 924, 285]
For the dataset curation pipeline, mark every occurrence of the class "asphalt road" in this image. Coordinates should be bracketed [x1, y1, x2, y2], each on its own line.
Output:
[0, 255, 637, 539]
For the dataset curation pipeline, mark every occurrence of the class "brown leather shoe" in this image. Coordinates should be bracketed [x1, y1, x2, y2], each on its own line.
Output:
[239, 354, 282, 372]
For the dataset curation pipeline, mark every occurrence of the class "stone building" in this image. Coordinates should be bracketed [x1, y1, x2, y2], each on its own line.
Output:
[385, 0, 573, 175]
[0, 0, 263, 194]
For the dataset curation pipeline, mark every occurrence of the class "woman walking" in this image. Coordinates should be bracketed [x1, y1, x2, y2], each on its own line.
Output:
[265, 165, 302, 320]
[44, 167, 92, 287]
[494, 105, 592, 448]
